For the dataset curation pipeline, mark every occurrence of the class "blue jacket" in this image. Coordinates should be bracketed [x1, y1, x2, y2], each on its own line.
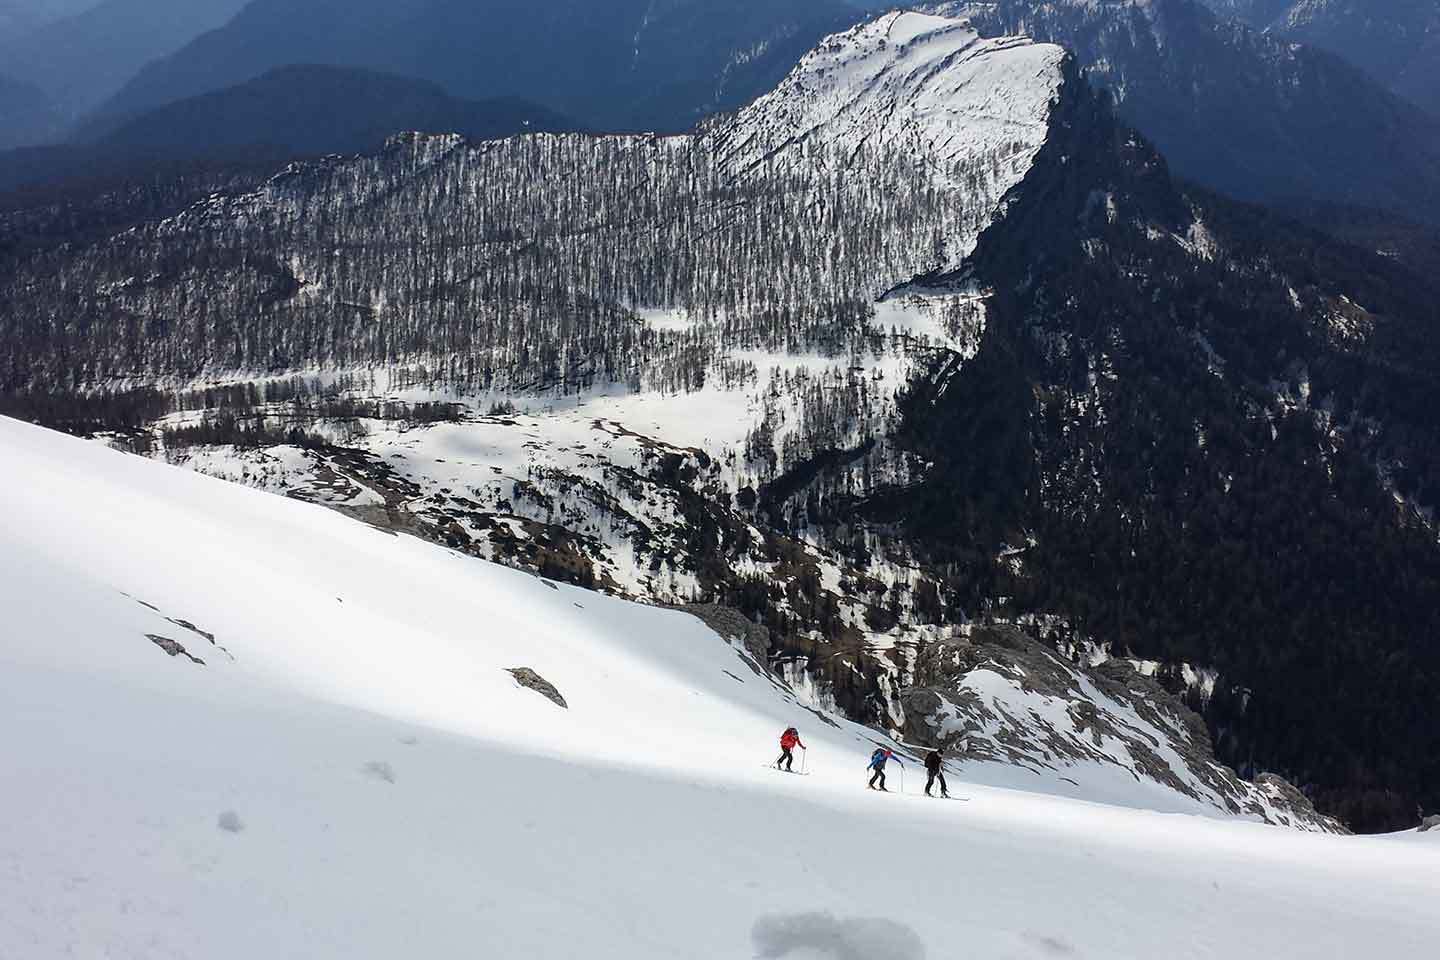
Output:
[868, 749, 902, 770]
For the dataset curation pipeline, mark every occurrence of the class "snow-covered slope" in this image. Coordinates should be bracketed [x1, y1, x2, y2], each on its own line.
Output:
[3, 416, 1438, 958]
[721, 11, 1066, 270]
[143, 406, 1331, 830]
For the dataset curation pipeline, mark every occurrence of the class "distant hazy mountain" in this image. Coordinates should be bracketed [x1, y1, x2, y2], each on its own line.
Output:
[0, 0, 98, 34]
[0, 0, 249, 124]
[0, 65, 578, 198]
[0, 73, 61, 150]
[0, 3, 42, 38]
[88, 0, 861, 136]
[1201, 0, 1440, 115]
[98, 64, 578, 154]
[936, 0, 1440, 227]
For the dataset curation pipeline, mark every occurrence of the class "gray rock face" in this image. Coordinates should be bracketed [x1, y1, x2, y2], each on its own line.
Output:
[146, 633, 204, 665]
[507, 667, 567, 708]
[1253, 773, 1333, 827]
[899, 624, 1346, 833]
[676, 604, 771, 666]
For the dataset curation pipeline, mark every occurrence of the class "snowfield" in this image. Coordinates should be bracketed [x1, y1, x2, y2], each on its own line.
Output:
[2, 415, 1437, 959]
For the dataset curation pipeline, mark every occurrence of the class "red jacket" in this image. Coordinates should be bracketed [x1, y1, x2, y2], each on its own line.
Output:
[780, 730, 803, 750]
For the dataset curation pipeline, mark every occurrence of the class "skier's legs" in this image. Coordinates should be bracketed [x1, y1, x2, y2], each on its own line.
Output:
[938, 771, 949, 796]
[925, 771, 936, 796]
[783, 748, 794, 771]
[868, 768, 881, 789]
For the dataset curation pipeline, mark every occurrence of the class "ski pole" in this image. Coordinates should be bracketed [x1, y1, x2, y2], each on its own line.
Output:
[802, 748, 808, 775]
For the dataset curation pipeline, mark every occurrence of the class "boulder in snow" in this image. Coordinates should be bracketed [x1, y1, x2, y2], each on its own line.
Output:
[146, 633, 204, 665]
[507, 667, 567, 708]
[676, 604, 771, 666]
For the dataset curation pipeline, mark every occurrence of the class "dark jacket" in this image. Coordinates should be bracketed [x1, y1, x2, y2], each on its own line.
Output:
[924, 751, 943, 773]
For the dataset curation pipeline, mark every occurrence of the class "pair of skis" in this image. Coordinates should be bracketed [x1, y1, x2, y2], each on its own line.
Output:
[765, 763, 810, 776]
[762, 761, 971, 799]
[767, 767, 969, 798]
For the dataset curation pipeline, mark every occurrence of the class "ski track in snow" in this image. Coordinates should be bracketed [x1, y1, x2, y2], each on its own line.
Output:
[2, 415, 1438, 959]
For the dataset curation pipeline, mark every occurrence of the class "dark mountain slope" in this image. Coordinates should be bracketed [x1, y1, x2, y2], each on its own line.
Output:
[0, 0, 249, 121]
[0, 65, 576, 207]
[878, 65, 1440, 831]
[951, 0, 1440, 228]
[99, 65, 577, 156]
[0, 73, 61, 149]
[0, 3, 42, 38]
[1270, 200, 1440, 282]
[0, 1, 98, 38]
[89, 0, 861, 136]
[1203, 0, 1440, 115]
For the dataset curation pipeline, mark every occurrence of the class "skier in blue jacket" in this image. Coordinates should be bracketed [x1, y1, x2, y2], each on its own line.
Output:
[867, 747, 903, 791]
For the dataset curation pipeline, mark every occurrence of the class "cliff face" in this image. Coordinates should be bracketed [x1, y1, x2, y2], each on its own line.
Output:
[900, 624, 1345, 831]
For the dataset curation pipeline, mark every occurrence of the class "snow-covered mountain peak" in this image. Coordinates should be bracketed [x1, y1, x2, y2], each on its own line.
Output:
[719, 10, 1067, 270]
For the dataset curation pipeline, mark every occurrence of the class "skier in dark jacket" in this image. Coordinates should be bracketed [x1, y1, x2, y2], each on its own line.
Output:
[776, 727, 806, 771]
[924, 748, 950, 798]
[867, 747, 903, 791]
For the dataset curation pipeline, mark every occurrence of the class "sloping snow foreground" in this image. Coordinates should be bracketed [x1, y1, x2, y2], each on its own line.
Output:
[1, 414, 1435, 959]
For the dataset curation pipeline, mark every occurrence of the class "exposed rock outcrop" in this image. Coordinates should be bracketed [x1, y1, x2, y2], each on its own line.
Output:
[899, 624, 1345, 832]
[676, 604, 771, 665]
[146, 633, 204, 665]
[507, 667, 567, 709]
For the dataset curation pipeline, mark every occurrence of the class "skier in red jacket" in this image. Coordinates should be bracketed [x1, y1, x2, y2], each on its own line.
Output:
[776, 727, 806, 772]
